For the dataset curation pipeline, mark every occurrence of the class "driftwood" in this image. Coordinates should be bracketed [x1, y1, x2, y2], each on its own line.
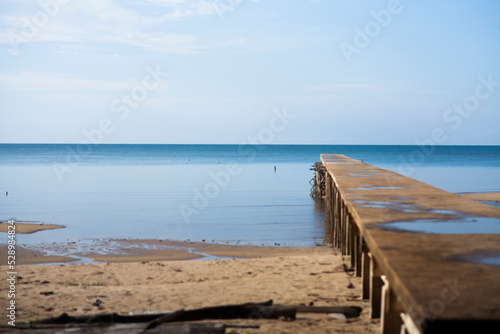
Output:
[31, 312, 166, 325]
[296, 305, 362, 318]
[146, 301, 362, 330]
[20, 300, 362, 333]
[0, 322, 231, 334]
[146, 300, 295, 329]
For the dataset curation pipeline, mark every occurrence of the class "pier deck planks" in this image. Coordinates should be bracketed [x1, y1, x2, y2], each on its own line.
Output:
[321, 154, 500, 333]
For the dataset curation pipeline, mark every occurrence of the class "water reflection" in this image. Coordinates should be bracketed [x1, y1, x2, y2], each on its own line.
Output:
[380, 216, 500, 234]
[0, 163, 325, 247]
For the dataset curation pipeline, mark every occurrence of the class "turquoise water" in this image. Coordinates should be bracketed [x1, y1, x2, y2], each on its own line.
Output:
[0, 144, 499, 247]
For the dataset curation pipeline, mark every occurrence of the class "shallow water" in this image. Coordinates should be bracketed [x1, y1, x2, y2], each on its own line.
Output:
[1, 163, 325, 247]
[1, 144, 499, 247]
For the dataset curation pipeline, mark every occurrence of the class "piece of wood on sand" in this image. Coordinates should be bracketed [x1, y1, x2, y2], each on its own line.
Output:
[14, 300, 362, 333]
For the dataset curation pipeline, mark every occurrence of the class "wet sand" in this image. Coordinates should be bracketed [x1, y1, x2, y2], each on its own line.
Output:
[1, 245, 379, 333]
[460, 191, 500, 202]
[0, 221, 64, 234]
[0, 239, 337, 265]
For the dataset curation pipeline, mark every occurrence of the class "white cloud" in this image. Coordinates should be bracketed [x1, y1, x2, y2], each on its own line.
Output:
[103, 32, 200, 54]
[150, 1, 222, 21]
[147, 0, 260, 22]
[0, 72, 135, 92]
[145, 0, 188, 7]
[301, 79, 419, 93]
[0, 0, 247, 55]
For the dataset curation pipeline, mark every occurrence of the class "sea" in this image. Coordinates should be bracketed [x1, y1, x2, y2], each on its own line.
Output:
[0, 144, 499, 250]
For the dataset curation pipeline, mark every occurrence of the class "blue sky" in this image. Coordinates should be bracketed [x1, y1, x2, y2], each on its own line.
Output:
[0, 0, 499, 145]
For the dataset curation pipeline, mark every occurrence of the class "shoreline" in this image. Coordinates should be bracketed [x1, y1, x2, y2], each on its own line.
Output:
[0, 221, 64, 234]
[0, 238, 328, 265]
[0, 192, 497, 266]
[459, 191, 500, 202]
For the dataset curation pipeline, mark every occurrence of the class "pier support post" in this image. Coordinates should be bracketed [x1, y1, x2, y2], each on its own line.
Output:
[354, 232, 362, 277]
[362, 242, 370, 300]
[369, 253, 384, 319]
[349, 219, 355, 268]
[400, 313, 422, 334]
[341, 200, 347, 255]
[325, 173, 333, 242]
[334, 184, 341, 248]
[347, 213, 353, 258]
[381, 275, 404, 334]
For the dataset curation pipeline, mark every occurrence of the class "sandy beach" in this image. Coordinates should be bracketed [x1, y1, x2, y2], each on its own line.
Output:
[460, 191, 500, 202]
[0, 242, 379, 333]
[0, 221, 64, 234]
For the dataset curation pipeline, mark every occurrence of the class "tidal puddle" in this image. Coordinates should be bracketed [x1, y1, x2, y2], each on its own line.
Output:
[475, 254, 500, 266]
[380, 216, 500, 234]
[353, 200, 420, 212]
[353, 200, 461, 216]
[347, 185, 413, 191]
[480, 201, 500, 209]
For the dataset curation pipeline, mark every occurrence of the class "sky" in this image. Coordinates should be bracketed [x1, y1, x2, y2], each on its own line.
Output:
[0, 0, 499, 145]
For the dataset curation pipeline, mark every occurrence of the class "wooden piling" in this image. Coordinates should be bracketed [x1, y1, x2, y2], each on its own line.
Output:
[310, 162, 326, 200]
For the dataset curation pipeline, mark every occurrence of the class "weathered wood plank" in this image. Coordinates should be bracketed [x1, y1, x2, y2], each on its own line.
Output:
[321, 154, 500, 333]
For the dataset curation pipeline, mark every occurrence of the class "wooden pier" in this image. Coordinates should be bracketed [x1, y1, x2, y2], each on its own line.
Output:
[318, 154, 500, 333]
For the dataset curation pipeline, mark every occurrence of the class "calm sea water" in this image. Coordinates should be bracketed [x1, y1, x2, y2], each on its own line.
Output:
[0, 144, 499, 248]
